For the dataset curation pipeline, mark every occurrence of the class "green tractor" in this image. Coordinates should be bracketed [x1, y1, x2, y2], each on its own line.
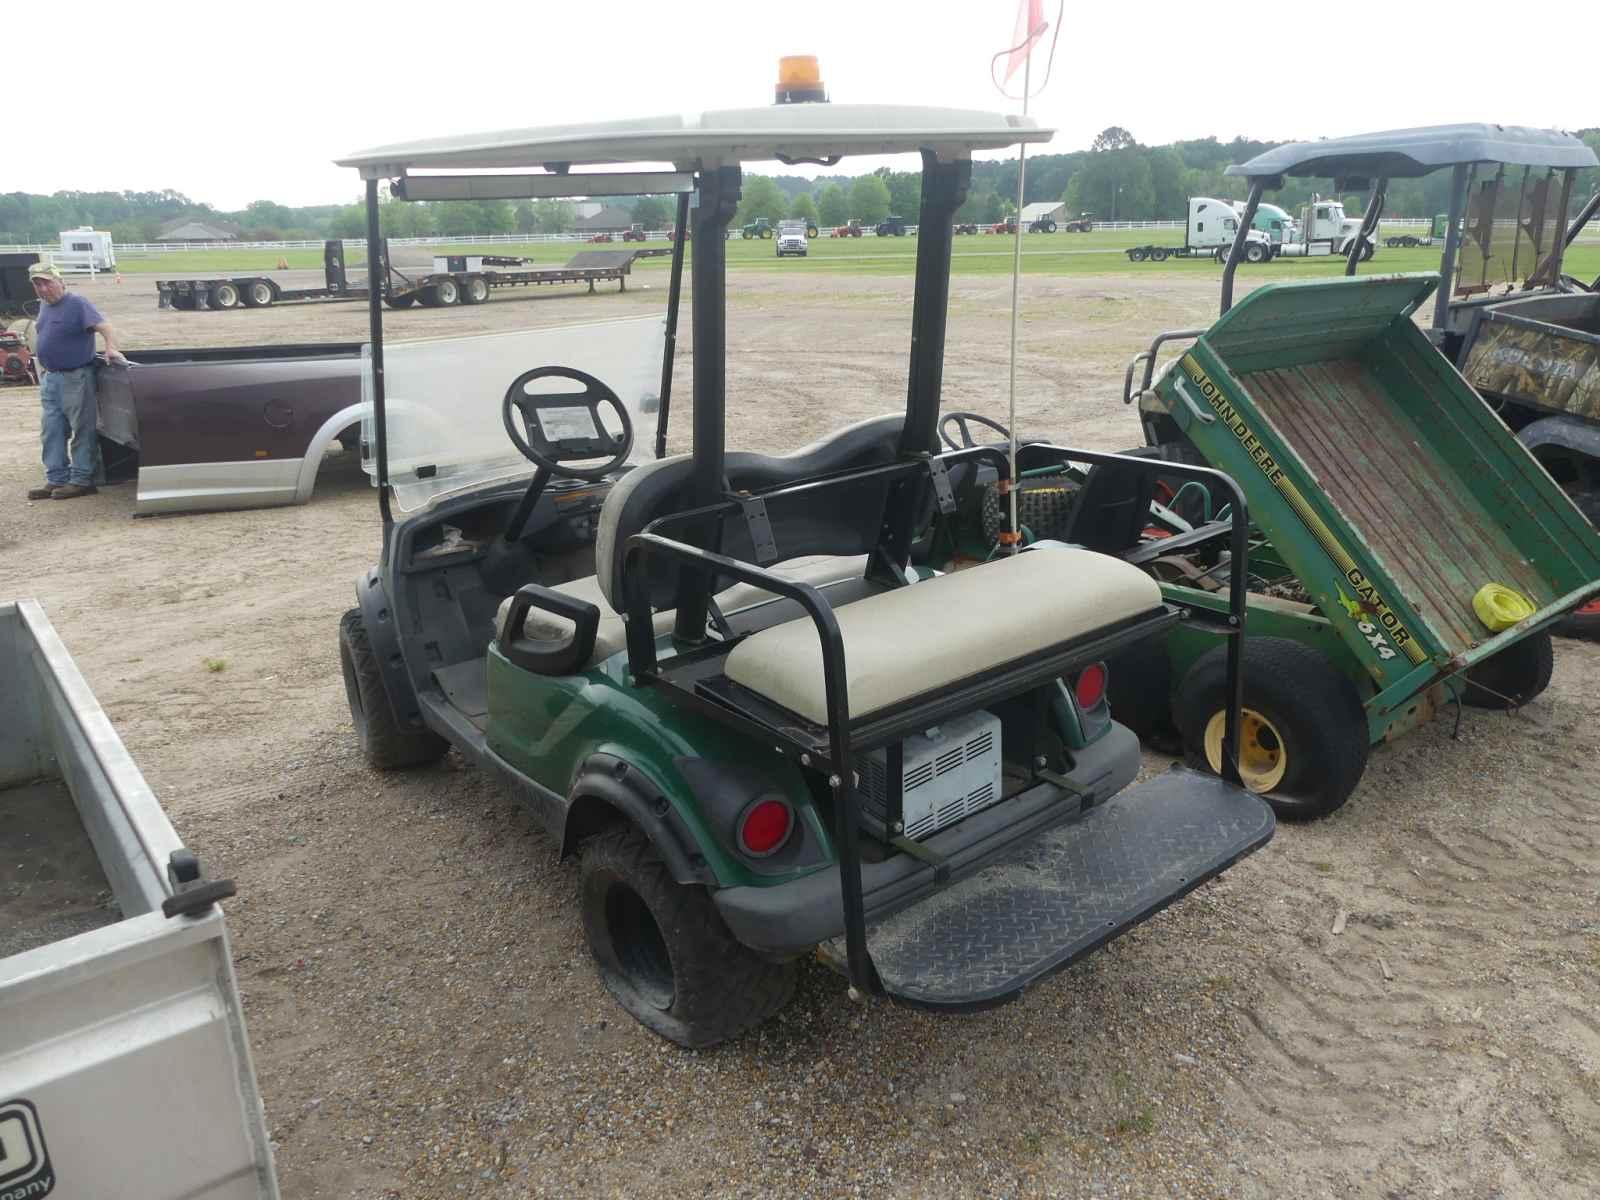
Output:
[741, 217, 774, 239]
[335, 83, 1273, 1046]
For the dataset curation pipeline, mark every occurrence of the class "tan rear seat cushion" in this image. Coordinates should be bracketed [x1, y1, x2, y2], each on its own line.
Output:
[723, 548, 1161, 725]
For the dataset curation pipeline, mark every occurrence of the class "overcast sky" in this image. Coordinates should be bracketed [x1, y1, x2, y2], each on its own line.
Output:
[35, 0, 1600, 210]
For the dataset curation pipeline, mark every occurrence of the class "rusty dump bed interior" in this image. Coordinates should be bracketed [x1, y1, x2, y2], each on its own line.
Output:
[1177, 274, 1600, 663]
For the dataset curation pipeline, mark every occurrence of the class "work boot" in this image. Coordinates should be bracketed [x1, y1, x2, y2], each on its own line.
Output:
[50, 484, 97, 499]
[27, 484, 55, 499]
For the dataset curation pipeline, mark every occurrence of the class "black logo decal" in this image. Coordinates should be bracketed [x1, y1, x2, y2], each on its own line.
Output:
[0, 1100, 53, 1199]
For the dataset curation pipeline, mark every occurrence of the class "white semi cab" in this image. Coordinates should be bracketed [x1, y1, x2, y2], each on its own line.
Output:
[0, 599, 278, 1199]
[1274, 196, 1368, 257]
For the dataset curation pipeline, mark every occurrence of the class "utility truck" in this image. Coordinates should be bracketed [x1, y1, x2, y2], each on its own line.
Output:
[334, 66, 1273, 1048]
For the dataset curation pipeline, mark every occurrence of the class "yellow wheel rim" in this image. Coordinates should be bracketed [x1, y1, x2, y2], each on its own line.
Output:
[1204, 707, 1288, 793]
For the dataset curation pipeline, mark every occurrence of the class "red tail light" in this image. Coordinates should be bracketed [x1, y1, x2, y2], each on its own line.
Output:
[738, 797, 794, 857]
[1074, 662, 1108, 710]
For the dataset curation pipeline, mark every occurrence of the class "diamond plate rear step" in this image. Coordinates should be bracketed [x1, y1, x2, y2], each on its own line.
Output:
[821, 767, 1273, 1010]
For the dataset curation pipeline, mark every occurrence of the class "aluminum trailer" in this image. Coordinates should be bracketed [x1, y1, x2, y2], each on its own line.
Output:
[0, 599, 278, 1199]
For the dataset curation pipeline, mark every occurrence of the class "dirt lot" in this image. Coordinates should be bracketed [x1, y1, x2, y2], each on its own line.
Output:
[4, 271, 1599, 1199]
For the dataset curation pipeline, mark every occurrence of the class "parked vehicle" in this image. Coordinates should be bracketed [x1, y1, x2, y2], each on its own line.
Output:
[56, 227, 116, 272]
[1386, 214, 1449, 248]
[776, 219, 809, 257]
[741, 218, 775, 239]
[1063, 211, 1096, 232]
[1, 599, 277, 1199]
[990, 218, 1017, 235]
[334, 76, 1274, 1048]
[875, 214, 910, 236]
[1027, 216, 1057, 233]
[952, 222, 978, 235]
[1230, 200, 1299, 247]
[1273, 195, 1373, 260]
[1125, 197, 1274, 263]
[622, 224, 649, 242]
[589, 232, 615, 243]
[831, 218, 864, 237]
[158, 239, 646, 312]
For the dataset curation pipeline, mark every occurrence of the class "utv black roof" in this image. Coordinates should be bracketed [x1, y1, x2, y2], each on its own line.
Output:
[1218, 124, 1598, 322]
[1226, 123, 1597, 184]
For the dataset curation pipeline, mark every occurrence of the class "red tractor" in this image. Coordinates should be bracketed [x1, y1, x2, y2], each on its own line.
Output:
[831, 219, 864, 238]
[588, 232, 615, 244]
[953, 222, 978, 235]
[990, 219, 1018, 235]
[621, 224, 648, 242]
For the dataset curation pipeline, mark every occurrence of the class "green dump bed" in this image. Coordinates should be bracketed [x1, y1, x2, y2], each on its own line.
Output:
[1150, 274, 1600, 694]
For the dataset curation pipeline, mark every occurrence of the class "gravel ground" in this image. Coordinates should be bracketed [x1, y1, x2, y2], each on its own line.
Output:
[2, 269, 1598, 1198]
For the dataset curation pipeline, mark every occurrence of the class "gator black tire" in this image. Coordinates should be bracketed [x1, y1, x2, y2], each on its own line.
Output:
[580, 824, 796, 1048]
[1556, 599, 1600, 641]
[339, 608, 448, 769]
[1460, 631, 1554, 709]
[1174, 637, 1369, 821]
[1104, 637, 1175, 744]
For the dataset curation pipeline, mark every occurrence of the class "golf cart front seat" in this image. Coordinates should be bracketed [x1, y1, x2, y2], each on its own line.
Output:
[496, 415, 908, 668]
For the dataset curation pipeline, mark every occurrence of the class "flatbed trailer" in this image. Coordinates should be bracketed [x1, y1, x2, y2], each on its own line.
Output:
[157, 240, 663, 311]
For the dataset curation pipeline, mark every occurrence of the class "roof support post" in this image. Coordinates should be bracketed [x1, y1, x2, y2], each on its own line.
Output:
[672, 165, 741, 645]
[364, 176, 393, 531]
[1220, 180, 1264, 315]
[1345, 176, 1386, 276]
[900, 153, 971, 456]
[1431, 164, 1470, 331]
[653, 191, 692, 460]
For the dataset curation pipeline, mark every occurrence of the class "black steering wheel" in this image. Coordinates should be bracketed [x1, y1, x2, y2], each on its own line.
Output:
[500, 366, 634, 544]
[940, 411, 1012, 451]
[502, 365, 634, 482]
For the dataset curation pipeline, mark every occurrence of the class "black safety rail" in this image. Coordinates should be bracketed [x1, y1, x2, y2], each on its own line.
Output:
[621, 445, 1251, 1000]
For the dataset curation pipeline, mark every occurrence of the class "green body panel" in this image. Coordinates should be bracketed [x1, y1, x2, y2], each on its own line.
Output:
[483, 644, 831, 889]
[1149, 274, 1600, 697]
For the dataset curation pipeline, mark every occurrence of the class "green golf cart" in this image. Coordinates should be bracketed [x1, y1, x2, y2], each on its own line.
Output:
[334, 86, 1274, 1046]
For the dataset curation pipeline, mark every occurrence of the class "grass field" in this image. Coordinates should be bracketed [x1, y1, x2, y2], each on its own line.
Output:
[111, 225, 1600, 284]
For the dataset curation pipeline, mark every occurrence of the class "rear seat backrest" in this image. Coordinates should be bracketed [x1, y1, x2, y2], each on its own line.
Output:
[594, 414, 909, 616]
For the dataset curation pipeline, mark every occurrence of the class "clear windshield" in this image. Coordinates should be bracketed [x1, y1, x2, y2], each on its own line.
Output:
[362, 315, 665, 512]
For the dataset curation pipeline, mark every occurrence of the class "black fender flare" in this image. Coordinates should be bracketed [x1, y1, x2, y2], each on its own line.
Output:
[355, 567, 430, 736]
[1516, 413, 1600, 467]
[562, 753, 713, 886]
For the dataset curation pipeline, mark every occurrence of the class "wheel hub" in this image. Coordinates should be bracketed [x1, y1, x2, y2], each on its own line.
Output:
[1203, 706, 1288, 792]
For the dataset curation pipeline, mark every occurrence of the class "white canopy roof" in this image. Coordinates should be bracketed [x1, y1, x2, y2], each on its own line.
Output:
[338, 104, 1052, 176]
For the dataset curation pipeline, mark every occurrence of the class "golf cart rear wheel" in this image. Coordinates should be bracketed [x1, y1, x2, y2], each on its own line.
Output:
[339, 609, 449, 770]
[1174, 637, 1369, 821]
[1459, 631, 1554, 709]
[580, 824, 796, 1048]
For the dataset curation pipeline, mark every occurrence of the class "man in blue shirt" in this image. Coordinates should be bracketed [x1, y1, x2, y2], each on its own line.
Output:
[27, 263, 127, 500]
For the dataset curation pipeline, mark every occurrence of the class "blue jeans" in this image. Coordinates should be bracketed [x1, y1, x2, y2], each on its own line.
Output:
[40, 365, 99, 487]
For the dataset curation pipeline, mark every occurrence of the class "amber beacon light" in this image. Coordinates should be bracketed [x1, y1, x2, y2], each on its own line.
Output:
[775, 56, 828, 104]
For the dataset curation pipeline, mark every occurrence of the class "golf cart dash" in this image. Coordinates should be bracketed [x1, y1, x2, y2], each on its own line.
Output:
[334, 67, 1274, 1046]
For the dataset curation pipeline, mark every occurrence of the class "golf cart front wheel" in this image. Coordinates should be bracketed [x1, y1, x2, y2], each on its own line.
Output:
[339, 608, 448, 770]
[1459, 631, 1554, 709]
[1175, 637, 1369, 821]
[580, 824, 796, 1048]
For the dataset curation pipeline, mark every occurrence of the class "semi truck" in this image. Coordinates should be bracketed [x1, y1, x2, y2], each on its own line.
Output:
[1125, 197, 1275, 262]
[1271, 195, 1373, 260]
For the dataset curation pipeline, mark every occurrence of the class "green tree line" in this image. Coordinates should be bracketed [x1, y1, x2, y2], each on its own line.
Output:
[6, 127, 1595, 244]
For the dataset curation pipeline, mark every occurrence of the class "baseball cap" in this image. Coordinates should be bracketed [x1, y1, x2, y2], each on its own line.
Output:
[27, 263, 61, 282]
